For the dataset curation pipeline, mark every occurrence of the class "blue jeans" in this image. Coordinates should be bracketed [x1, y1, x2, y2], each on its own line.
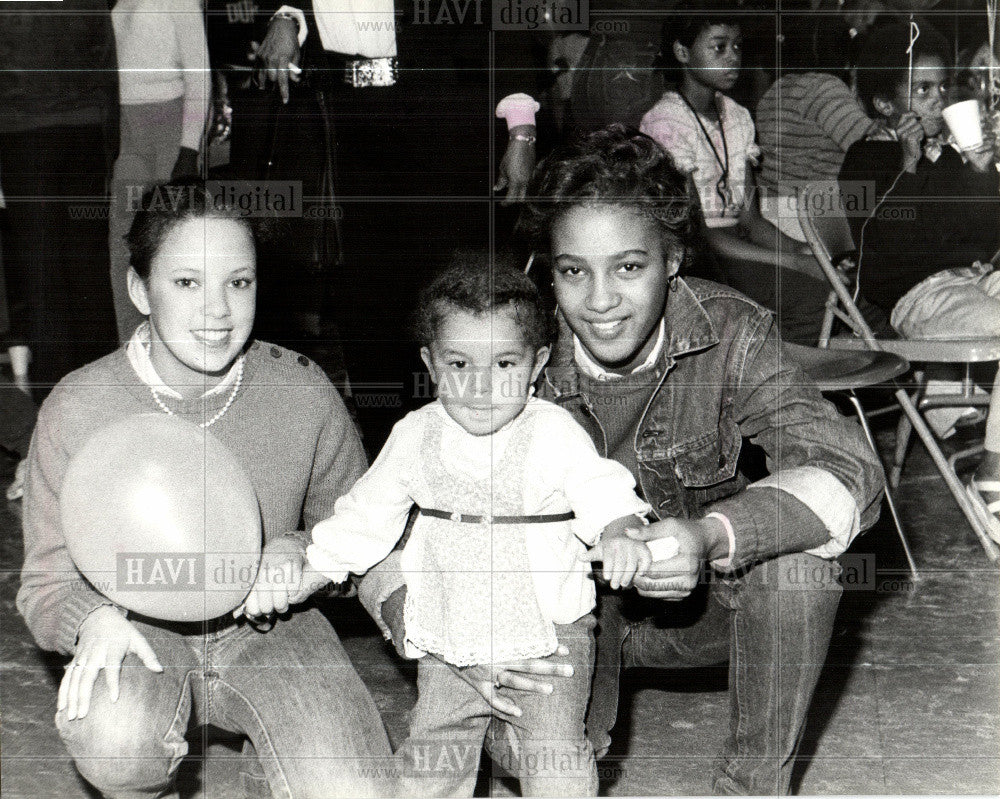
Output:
[56, 606, 393, 799]
[587, 552, 843, 795]
[395, 616, 597, 797]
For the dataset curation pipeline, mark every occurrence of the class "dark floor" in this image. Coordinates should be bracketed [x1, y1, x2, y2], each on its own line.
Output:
[2, 392, 999, 797]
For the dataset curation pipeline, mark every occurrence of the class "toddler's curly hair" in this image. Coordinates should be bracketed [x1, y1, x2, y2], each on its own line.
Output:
[413, 250, 554, 352]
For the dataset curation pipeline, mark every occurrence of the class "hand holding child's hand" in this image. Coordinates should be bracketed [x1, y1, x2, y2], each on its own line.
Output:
[237, 537, 306, 619]
[579, 534, 653, 590]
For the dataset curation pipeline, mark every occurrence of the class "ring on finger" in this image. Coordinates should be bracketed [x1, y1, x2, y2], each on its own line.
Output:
[493, 672, 503, 689]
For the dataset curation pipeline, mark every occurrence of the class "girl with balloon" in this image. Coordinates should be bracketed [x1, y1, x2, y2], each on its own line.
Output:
[16, 180, 393, 798]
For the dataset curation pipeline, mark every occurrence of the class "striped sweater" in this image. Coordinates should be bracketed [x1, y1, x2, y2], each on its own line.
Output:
[757, 72, 875, 196]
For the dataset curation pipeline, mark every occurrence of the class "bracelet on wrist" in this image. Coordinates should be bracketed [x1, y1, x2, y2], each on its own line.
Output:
[510, 133, 537, 144]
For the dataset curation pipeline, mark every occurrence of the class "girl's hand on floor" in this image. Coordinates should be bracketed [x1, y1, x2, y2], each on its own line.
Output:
[59, 606, 163, 721]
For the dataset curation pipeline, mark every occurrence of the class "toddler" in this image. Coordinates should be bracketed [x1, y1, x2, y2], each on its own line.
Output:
[307, 254, 655, 797]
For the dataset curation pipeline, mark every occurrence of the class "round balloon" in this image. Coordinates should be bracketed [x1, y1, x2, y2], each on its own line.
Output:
[60, 414, 262, 622]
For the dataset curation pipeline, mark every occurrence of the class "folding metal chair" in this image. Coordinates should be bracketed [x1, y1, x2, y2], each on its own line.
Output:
[783, 342, 917, 576]
[799, 181, 1000, 561]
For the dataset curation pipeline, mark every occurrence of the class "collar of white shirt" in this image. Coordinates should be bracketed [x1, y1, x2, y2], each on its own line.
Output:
[126, 321, 242, 401]
[573, 320, 666, 381]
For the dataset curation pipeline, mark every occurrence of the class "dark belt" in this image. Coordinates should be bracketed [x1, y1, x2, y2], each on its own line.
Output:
[418, 507, 575, 525]
[127, 608, 241, 637]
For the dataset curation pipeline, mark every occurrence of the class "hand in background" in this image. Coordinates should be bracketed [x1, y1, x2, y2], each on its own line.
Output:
[250, 15, 301, 104]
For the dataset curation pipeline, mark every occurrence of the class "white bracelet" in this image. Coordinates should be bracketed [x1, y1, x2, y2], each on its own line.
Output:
[705, 511, 736, 569]
[510, 133, 537, 144]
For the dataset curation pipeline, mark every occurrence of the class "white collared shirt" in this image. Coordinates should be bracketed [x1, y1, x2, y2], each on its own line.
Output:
[125, 321, 242, 400]
[573, 320, 666, 381]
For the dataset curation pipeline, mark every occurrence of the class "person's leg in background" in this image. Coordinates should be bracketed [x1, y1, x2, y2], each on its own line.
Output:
[1, 372, 36, 500]
[890, 265, 1000, 541]
[321, 30, 491, 447]
[0, 125, 117, 397]
[109, 100, 182, 343]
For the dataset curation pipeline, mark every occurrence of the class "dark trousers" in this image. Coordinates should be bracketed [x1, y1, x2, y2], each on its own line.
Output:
[281, 44, 491, 446]
[0, 125, 117, 395]
[0, 375, 36, 457]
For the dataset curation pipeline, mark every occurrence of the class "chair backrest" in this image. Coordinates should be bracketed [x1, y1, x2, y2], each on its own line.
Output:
[798, 181, 883, 348]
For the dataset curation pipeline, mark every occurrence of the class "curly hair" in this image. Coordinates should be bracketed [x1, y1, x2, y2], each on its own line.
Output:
[413, 250, 554, 352]
[517, 125, 700, 270]
[126, 179, 280, 280]
[855, 21, 950, 117]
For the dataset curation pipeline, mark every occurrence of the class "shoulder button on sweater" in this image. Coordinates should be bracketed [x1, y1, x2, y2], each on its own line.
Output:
[270, 347, 281, 358]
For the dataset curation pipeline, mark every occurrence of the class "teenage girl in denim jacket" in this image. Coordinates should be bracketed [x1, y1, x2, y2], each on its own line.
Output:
[361, 126, 885, 796]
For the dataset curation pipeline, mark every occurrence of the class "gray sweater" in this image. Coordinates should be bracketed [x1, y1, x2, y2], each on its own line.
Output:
[17, 342, 366, 655]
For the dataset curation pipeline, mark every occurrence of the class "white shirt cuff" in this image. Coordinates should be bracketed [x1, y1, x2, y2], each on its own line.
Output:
[304, 544, 349, 584]
[496, 93, 540, 128]
[706, 512, 736, 569]
[748, 466, 861, 559]
[274, 5, 308, 47]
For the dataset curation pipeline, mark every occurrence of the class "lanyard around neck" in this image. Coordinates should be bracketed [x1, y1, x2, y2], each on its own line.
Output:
[678, 90, 736, 216]
[678, 91, 729, 181]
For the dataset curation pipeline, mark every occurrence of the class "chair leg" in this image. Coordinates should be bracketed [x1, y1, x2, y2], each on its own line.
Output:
[818, 291, 836, 349]
[891, 412, 912, 489]
[848, 393, 918, 578]
[894, 388, 1000, 562]
[890, 371, 927, 489]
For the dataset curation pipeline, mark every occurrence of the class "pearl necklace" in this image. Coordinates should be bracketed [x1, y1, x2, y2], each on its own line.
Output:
[148, 356, 245, 429]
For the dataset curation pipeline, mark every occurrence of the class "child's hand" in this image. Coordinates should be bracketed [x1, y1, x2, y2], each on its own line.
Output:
[236, 537, 307, 619]
[579, 535, 653, 590]
[963, 138, 997, 173]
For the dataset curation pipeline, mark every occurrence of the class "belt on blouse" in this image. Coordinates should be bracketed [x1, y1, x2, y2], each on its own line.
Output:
[417, 507, 575, 525]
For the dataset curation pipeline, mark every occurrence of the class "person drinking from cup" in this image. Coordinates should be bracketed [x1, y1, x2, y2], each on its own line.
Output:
[839, 22, 1000, 543]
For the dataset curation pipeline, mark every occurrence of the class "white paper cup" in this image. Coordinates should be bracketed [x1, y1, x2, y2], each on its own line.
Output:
[942, 100, 984, 150]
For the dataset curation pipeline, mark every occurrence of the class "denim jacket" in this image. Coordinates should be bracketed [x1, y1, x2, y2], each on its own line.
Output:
[539, 277, 885, 569]
[357, 278, 886, 628]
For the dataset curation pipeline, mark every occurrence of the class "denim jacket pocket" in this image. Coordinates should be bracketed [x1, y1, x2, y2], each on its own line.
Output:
[670, 424, 741, 489]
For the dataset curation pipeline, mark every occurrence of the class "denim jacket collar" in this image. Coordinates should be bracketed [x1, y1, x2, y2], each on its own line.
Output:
[544, 276, 719, 397]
